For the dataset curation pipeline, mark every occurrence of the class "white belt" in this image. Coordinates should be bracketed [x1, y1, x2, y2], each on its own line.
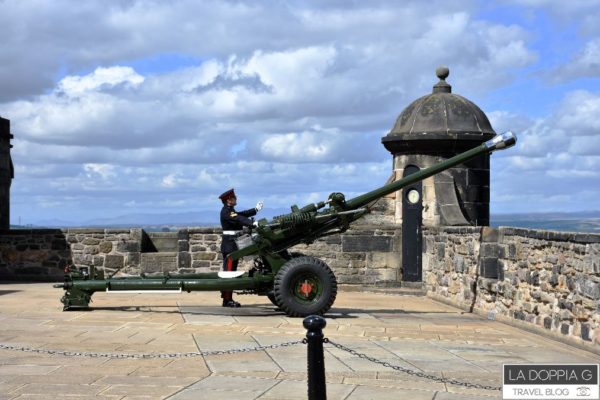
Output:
[223, 230, 243, 235]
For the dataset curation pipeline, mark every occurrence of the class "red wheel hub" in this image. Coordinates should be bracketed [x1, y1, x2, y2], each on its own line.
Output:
[300, 280, 313, 297]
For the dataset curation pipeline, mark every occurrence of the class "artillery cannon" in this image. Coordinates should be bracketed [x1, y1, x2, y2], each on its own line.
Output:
[55, 132, 516, 316]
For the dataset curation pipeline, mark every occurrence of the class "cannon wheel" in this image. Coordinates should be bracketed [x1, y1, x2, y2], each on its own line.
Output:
[266, 291, 280, 307]
[273, 256, 337, 317]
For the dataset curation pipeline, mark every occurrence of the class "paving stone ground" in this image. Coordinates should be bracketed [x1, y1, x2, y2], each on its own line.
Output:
[0, 283, 598, 400]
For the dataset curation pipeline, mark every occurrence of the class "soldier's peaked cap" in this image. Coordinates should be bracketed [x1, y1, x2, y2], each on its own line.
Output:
[219, 188, 236, 201]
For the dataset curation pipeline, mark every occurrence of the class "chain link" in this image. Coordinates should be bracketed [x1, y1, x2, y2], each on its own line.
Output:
[327, 340, 501, 391]
[0, 340, 302, 360]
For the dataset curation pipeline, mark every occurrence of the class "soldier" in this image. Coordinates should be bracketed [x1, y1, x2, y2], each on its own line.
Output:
[218, 188, 263, 307]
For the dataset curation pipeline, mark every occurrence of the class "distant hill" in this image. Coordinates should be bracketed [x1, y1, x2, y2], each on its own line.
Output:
[17, 207, 290, 231]
[491, 211, 600, 233]
[10, 210, 600, 234]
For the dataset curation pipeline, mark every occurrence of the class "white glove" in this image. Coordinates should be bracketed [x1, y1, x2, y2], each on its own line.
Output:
[253, 220, 259, 227]
[255, 201, 264, 211]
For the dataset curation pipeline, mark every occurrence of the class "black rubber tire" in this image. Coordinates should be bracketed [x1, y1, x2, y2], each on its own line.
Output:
[266, 291, 280, 307]
[288, 252, 306, 258]
[273, 256, 337, 318]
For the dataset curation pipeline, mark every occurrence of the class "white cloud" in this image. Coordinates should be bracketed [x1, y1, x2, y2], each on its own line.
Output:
[549, 39, 600, 83]
[58, 67, 144, 96]
[554, 91, 600, 136]
[0, 0, 598, 223]
[84, 163, 116, 180]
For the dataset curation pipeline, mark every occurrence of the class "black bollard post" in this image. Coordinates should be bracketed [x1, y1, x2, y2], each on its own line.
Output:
[303, 315, 327, 400]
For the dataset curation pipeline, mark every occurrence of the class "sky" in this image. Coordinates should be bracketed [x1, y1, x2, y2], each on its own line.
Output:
[0, 0, 599, 226]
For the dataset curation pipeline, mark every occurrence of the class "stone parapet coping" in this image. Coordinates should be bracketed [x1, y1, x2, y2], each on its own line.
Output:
[498, 226, 600, 243]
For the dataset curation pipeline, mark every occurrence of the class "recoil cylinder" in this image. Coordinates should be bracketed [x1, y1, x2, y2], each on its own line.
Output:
[272, 212, 314, 228]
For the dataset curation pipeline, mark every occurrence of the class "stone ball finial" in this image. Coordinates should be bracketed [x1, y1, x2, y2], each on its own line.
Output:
[433, 66, 451, 93]
[436, 66, 449, 80]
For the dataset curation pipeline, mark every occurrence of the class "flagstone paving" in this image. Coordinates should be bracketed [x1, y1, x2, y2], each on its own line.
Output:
[0, 283, 598, 399]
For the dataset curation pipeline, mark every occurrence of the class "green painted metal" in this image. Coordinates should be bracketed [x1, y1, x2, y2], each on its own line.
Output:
[229, 131, 516, 269]
[56, 132, 516, 311]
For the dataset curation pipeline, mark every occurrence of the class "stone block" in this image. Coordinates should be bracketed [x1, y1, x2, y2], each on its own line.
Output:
[178, 252, 191, 269]
[424, 237, 434, 253]
[369, 252, 400, 270]
[513, 311, 526, 321]
[71, 243, 84, 251]
[436, 243, 445, 261]
[481, 226, 499, 242]
[507, 243, 517, 260]
[51, 239, 67, 250]
[453, 255, 465, 273]
[105, 254, 124, 270]
[99, 241, 112, 253]
[130, 228, 143, 241]
[177, 229, 189, 240]
[117, 240, 141, 252]
[83, 246, 99, 255]
[322, 235, 341, 245]
[82, 238, 100, 245]
[126, 252, 140, 266]
[73, 253, 93, 266]
[479, 258, 498, 279]
[193, 252, 217, 261]
[582, 280, 600, 300]
[548, 273, 558, 286]
[178, 240, 189, 252]
[480, 243, 498, 258]
[505, 272, 518, 286]
[342, 236, 392, 252]
[584, 244, 600, 274]
[192, 260, 211, 269]
[559, 309, 573, 320]
[581, 323, 592, 341]
[546, 255, 558, 264]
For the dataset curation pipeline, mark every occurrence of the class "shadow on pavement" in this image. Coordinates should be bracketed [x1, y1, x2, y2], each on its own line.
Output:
[0, 290, 20, 296]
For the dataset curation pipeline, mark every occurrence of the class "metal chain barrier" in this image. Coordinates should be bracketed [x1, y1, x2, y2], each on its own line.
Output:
[1, 337, 501, 391]
[327, 340, 502, 391]
[0, 340, 303, 360]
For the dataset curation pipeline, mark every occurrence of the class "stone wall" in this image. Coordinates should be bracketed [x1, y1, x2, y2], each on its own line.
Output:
[157, 225, 402, 285]
[0, 228, 143, 280]
[424, 226, 600, 349]
[0, 225, 402, 284]
[291, 224, 401, 284]
[0, 229, 70, 280]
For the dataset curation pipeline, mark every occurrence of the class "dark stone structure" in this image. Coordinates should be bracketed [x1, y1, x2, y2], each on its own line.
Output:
[382, 67, 495, 226]
[0, 117, 14, 229]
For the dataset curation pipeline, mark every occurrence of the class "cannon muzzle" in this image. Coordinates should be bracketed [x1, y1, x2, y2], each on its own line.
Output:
[484, 131, 516, 151]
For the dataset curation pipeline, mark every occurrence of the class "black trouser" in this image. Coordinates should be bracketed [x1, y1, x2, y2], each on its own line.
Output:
[221, 236, 239, 301]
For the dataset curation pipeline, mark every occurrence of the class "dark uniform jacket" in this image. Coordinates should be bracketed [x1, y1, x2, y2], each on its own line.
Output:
[220, 205, 257, 255]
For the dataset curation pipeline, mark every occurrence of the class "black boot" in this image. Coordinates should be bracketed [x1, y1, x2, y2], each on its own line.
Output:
[222, 300, 241, 308]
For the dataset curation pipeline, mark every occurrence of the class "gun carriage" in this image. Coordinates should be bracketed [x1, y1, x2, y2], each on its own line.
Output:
[55, 132, 516, 317]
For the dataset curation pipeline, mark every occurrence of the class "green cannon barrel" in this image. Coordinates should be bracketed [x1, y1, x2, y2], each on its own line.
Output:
[344, 131, 516, 210]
